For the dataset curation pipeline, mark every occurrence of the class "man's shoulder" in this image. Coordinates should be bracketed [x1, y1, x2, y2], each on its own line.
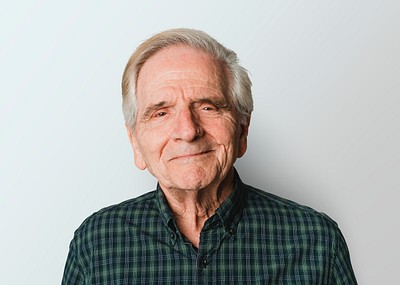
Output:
[73, 190, 158, 238]
[242, 183, 338, 229]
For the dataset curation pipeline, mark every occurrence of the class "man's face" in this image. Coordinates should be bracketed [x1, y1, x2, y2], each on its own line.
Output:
[127, 46, 249, 191]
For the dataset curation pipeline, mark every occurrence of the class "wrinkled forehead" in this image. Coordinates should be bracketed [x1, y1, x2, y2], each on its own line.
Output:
[136, 45, 229, 101]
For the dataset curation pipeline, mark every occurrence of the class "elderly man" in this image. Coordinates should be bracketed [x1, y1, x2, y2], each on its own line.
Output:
[62, 29, 357, 284]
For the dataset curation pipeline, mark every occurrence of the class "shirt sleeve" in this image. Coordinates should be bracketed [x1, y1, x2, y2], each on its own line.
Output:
[330, 227, 358, 284]
[61, 238, 86, 285]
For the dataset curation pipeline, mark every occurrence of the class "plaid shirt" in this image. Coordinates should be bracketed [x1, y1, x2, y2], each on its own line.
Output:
[62, 174, 357, 284]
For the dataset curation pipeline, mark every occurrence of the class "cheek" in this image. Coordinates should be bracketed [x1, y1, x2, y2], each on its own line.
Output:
[137, 130, 169, 159]
[206, 122, 240, 151]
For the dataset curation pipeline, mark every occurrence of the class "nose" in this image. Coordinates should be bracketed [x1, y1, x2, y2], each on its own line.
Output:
[172, 108, 203, 141]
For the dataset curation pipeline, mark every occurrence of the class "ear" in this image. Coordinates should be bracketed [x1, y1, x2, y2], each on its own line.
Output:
[126, 125, 147, 170]
[237, 118, 250, 158]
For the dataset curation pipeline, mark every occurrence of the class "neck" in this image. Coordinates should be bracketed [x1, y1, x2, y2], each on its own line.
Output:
[161, 169, 235, 248]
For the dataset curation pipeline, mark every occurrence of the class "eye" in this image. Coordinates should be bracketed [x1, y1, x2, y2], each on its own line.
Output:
[153, 111, 167, 118]
[199, 102, 221, 112]
[203, 105, 216, 111]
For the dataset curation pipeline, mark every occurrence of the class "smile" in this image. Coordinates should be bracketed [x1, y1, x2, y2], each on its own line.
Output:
[170, 150, 212, 161]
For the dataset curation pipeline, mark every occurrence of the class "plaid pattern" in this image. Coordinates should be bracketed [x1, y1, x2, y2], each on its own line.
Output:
[62, 174, 357, 284]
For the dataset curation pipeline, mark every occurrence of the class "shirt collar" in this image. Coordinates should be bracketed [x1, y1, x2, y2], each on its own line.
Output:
[154, 184, 175, 230]
[154, 169, 246, 234]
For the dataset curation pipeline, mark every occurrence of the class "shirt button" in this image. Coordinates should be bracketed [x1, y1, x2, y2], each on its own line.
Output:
[198, 257, 209, 268]
[227, 228, 235, 240]
[169, 232, 176, 245]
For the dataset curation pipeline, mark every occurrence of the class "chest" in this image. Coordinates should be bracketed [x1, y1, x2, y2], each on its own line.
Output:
[86, 225, 331, 284]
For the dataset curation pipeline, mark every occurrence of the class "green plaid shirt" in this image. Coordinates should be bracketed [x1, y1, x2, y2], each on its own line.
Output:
[62, 174, 357, 284]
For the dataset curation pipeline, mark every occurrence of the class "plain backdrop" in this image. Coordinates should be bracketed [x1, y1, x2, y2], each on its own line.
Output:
[1, 1, 399, 284]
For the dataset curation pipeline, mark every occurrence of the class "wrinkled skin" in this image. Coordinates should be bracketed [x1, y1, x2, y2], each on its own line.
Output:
[127, 45, 249, 195]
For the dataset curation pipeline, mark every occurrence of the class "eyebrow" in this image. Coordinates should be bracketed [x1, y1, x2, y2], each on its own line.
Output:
[195, 98, 229, 109]
[140, 97, 230, 121]
[141, 101, 169, 120]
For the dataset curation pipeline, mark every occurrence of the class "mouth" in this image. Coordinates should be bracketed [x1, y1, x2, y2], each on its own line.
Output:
[170, 150, 212, 161]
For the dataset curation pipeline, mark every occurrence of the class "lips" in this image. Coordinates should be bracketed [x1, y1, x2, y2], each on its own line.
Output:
[169, 150, 213, 161]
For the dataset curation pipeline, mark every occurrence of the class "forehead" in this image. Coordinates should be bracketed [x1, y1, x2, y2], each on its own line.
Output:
[136, 45, 226, 101]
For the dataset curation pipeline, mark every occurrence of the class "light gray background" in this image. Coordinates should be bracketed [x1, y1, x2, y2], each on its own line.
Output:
[1, 1, 399, 284]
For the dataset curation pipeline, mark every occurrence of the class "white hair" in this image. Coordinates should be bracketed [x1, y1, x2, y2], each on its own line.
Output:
[121, 28, 253, 130]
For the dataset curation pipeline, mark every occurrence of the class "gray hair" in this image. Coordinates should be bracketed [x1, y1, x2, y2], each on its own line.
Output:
[121, 28, 253, 130]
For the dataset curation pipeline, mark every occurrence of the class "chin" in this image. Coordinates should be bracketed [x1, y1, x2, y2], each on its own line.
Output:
[169, 166, 220, 191]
